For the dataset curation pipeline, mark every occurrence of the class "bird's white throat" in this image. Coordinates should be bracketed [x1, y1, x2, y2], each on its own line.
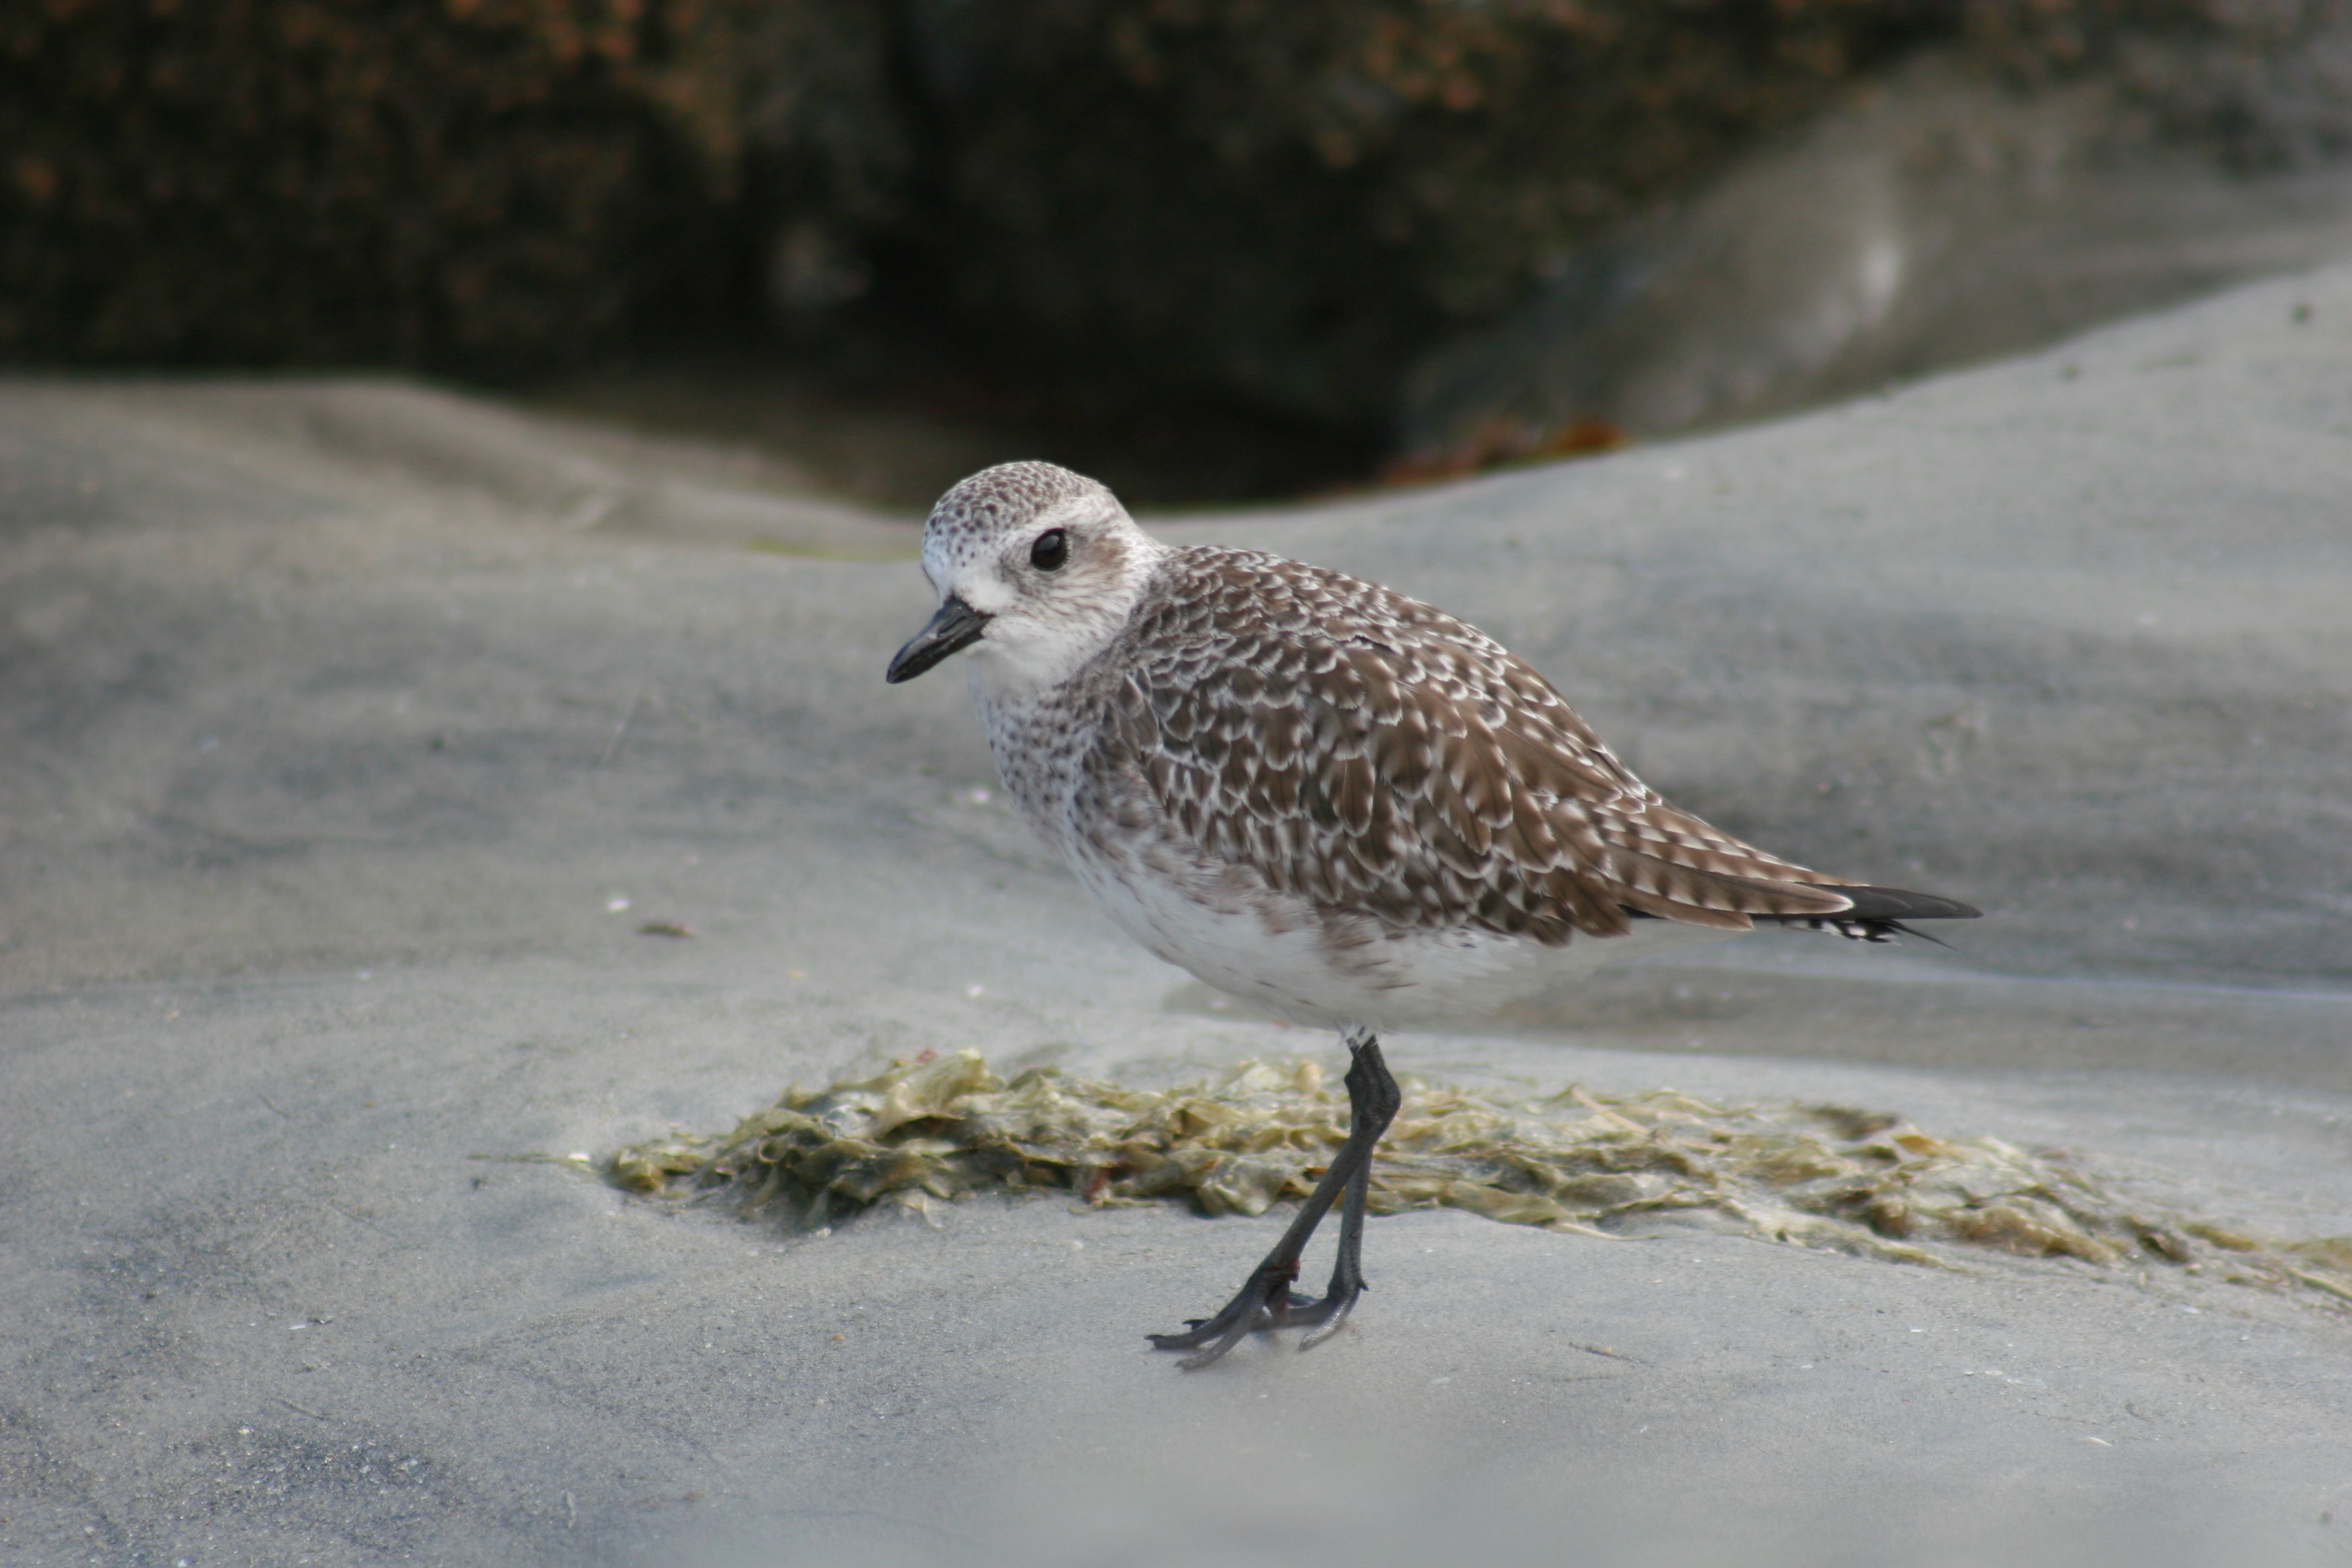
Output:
[953, 538, 1168, 701]
[959, 610, 1114, 698]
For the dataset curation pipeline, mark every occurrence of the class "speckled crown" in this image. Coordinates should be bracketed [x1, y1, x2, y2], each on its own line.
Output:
[922, 461, 1114, 573]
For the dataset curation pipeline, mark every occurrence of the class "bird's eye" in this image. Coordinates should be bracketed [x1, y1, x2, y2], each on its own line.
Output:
[1030, 528, 1069, 571]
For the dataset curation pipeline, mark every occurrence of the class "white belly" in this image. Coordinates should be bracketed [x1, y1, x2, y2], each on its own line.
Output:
[1069, 843, 1742, 1032]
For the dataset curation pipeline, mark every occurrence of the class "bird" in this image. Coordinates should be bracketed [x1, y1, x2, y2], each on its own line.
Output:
[886, 460, 1978, 1369]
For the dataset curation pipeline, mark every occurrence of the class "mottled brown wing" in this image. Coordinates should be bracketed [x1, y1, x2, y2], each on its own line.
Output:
[1101, 552, 1857, 944]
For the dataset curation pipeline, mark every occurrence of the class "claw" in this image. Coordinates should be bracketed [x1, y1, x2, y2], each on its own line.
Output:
[1297, 1289, 1361, 1351]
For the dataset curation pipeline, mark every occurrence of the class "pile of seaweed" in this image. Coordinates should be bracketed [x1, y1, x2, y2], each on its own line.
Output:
[607, 1050, 2352, 1306]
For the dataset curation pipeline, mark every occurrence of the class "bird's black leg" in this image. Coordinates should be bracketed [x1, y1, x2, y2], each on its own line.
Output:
[1148, 1028, 1401, 1369]
[1285, 1031, 1400, 1343]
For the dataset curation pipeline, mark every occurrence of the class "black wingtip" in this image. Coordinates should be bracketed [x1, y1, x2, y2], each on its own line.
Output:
[1878, 920, 1955, 949]
[1819, 885, 1982, 923]
[1755, 885, 1979, 946]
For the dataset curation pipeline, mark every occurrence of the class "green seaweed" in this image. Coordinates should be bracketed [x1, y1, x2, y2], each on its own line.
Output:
[605, 1050, 2352, 1305]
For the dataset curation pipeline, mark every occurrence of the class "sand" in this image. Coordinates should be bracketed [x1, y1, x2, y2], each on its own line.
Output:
[5, 267, 2352, 1566]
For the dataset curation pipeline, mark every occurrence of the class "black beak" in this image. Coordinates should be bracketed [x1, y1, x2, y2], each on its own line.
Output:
[886, 596, 991, 683]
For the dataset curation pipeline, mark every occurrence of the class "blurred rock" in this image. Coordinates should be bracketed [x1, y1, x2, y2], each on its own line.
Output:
[10, 1, 2352, 483]
[895, 0, 2011, 427]
[1400, 44, 2352, 458]
[0, 0, 901, 369]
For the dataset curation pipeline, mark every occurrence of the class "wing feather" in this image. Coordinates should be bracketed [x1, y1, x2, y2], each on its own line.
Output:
[1095, 550, 1880, 944]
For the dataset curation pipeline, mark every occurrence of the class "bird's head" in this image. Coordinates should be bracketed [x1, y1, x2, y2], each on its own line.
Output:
[885, 461, 1162, 695]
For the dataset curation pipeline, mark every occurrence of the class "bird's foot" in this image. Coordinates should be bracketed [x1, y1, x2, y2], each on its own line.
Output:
[1147, 1259, 1306, 1369]
[1148, 1265, 1368, 1367]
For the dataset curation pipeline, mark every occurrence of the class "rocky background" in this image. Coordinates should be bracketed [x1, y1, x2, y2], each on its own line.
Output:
[10, 1, 2352, 493]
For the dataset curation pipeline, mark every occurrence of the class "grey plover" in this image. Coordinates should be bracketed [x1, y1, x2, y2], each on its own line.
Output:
[887, 460, 1977, 1368]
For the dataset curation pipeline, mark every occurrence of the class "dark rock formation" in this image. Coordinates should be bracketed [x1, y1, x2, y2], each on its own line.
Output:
[7, 1, 2351, 476]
